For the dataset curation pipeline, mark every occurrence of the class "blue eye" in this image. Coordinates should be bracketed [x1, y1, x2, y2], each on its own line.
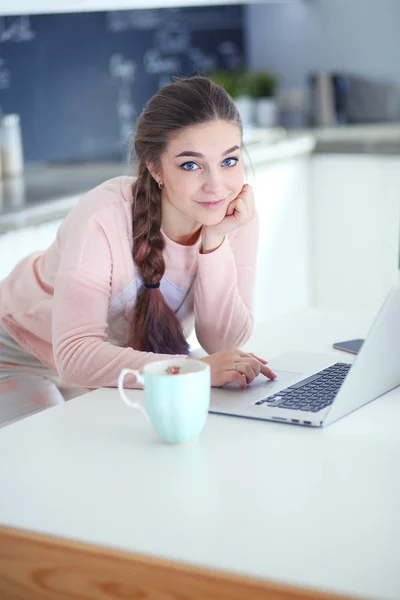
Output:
[181, 161, 199, 171]
[222, 157, 239, 167]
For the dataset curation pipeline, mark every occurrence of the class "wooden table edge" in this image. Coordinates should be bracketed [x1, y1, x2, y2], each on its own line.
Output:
[0, 525, 357, 599]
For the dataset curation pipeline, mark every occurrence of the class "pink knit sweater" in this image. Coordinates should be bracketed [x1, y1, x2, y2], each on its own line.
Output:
[0, 177, 258, 388]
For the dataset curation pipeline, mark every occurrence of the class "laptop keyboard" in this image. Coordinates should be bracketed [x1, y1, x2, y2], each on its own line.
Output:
[255, 362, 351, 413]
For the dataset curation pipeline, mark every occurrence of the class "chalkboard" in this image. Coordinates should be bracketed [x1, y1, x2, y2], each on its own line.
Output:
[0, 7, 245, 163]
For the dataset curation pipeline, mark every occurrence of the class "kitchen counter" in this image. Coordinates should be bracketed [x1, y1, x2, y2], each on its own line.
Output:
[1, 122, 400, 234]
[0, 129, 315, 234]
[310, 122, 400, 154]
[0, 162, 130, 233]
[316, 140, 400, 154]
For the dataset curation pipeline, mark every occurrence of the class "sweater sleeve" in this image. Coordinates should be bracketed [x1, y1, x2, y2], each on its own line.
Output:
[194, 215, 259, 354]
[52, 219, 186, 389]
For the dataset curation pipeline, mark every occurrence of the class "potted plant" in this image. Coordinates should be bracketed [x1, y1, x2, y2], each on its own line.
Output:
[209, 70, 237, 98]
[209, 69, 254, 127]
[248, 70, 278, 128]
[232, 69, 255, 128]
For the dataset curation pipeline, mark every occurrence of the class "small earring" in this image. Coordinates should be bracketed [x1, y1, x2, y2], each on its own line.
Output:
[158, 181, 164, 190]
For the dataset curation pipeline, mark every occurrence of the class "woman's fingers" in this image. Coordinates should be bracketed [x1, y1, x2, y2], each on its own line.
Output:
[248, 352, 268, 365]
[238, 351, 276, 381]
[205, 347, 277, 388]
[236, 353, 262, 376]
[239, 349, 266, 362]
[233, 372, 248, 388]
[260, 364, 277, 380]
[226, 200, 237, 216]
[233, 197, 248, 223]
[229, 353, 259, 380]
[217, 369, 247, 388]
[234, 361, 257, 383]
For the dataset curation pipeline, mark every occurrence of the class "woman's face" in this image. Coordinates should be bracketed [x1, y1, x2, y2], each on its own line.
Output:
[155, 119, 244, 232]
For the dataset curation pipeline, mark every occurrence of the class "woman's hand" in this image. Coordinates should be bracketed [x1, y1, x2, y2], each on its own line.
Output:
[201, 184, 256, 253]
[199, 347, 276, 388]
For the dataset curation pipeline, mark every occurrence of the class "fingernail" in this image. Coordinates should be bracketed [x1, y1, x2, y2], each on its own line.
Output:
[272, 373, 277, 379]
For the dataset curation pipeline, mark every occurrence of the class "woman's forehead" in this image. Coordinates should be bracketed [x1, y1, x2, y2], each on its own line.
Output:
[166, 120, 242, 156]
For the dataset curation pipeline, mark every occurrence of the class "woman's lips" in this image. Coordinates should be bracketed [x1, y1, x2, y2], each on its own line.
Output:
[198, 198, 226, 210]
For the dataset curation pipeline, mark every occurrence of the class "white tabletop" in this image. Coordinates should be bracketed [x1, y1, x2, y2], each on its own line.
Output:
[1, 307, 399, 599]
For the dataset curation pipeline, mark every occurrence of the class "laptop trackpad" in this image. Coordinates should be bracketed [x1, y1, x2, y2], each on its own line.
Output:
[210, 370, 304, 410]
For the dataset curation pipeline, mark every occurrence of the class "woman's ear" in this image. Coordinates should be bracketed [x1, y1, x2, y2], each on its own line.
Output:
[146, 162, 160, 185]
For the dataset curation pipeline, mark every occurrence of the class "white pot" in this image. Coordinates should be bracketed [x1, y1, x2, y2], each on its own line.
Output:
[256, 97, 278, 128]
[235, 96, 255, 127]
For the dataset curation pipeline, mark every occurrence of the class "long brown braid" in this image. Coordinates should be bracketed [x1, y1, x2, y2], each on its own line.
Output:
[128, 162, 189, 354]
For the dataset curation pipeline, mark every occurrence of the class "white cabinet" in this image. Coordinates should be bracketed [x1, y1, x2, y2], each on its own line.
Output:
[311, 154, 400, 313]
[249, 155, 313, 324]
[0, 218, 62, 280]
[0, 0, 280, 16]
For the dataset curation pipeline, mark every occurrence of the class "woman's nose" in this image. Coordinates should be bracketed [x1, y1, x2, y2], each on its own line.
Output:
[202, 169, 225, 196]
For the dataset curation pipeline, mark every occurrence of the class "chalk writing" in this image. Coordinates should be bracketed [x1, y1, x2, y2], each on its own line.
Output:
[0, 16, 35, 43]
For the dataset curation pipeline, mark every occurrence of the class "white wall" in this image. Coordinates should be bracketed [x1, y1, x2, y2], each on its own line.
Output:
[245, 0, 400, 109]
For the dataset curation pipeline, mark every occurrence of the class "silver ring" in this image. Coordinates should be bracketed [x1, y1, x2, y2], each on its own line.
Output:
[234, 362, 247, 381]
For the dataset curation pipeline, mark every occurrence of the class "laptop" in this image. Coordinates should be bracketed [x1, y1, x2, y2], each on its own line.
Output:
[209, 285, 400, 427]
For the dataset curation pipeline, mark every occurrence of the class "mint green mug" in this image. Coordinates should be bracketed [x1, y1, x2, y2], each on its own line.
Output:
[118, 358, 211, 444]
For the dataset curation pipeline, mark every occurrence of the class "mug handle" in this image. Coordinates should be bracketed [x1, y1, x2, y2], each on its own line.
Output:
[118, 368, 148, 420]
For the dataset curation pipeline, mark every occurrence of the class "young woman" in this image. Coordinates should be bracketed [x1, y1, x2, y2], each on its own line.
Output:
[0, 75, 275, 426]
